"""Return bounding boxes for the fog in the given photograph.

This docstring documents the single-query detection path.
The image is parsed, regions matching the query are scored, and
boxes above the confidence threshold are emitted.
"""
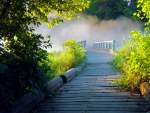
[34,14,143,52]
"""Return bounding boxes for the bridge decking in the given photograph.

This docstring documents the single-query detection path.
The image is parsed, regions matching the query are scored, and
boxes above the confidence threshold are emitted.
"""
[33,50,150,113]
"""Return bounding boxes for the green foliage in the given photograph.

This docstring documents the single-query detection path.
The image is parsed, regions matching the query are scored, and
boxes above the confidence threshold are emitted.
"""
[84,0,137,20]
[111,30,150,90]
[0,0,90,109]
[123,0,138,19]
[0,0,90,38]
[0,33,52,109]
[62,39,87,66]
[46,39,87,79]
[111,0,150,91]
[135,0,150,25]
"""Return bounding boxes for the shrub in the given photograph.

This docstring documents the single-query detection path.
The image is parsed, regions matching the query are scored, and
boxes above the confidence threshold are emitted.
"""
[0,34,51,109]
[111,30,150,90]
[45,39,87,79]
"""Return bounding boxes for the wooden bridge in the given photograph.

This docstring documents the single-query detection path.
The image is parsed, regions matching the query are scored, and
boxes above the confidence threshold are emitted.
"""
[31,48,150,113]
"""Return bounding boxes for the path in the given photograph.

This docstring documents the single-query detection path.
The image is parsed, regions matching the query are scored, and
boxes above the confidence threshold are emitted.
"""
[34,49,150,113]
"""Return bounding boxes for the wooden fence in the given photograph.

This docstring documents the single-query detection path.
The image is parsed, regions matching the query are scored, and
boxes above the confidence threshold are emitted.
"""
[93,40,115,54]
[78,40,86,48]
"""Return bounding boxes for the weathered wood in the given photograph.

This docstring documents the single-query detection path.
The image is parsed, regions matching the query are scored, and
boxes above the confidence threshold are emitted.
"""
[12,92,42,113]
[86,112,146,113]
[37,107,86,111]
[34,111,147,113]
[39,101,149,106]
[46,76,63,92]
[32,50,150,113]
[36,111,83,113]
[60,68,77,83]
[86,107,149,112]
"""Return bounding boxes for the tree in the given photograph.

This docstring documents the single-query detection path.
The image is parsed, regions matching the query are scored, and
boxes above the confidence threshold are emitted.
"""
[123,0,138,19]
[0,0,90,60]
[0,0,90,40]
[0,0,90,109]
[84,0,137,20]
[135,0,150,26]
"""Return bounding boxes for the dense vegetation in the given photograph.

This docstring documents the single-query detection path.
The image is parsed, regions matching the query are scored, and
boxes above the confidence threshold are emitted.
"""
[0,0,90,109]
[84,0,138,20]
[41,39,87,80]
[111,0,150,91]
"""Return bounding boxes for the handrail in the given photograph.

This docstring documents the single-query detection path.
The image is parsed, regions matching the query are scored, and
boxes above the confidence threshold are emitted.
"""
[78,40,86,48]
[93,40,115,54]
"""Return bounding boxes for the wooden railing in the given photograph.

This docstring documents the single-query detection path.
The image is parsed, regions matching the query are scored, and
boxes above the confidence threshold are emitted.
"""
[93,40,115,54]
[78,40,86,48]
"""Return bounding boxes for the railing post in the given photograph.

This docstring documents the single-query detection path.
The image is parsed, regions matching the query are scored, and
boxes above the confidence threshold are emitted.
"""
[93,40,115,54]
[78,40,86,48]
[112,40,115,52]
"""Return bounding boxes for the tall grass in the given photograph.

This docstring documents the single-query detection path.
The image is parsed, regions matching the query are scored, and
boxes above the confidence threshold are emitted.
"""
[111,30,150,90]
[42,39,87,80]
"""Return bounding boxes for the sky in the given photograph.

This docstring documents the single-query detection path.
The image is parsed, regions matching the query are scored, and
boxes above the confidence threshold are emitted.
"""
[34,14,143,52]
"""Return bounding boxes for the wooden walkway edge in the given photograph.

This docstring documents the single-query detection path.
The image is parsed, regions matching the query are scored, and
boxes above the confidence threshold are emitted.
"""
[32,50,150,113]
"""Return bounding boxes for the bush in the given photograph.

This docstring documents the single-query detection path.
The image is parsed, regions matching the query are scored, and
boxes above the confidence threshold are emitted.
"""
[0,34,51,109]
[111,30,150,90]
[45,39,87,79]
[0,38,86,109]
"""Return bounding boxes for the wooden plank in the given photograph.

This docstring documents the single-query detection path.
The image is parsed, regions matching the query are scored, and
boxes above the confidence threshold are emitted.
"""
[55,95,90,98]
[87,104,150,108]
[33,50,150,113]
[55,94,128,98]
[86,107,149,112]
[37,103,150,109]
[56,91,92,94]
[75,75,118,78]
[36,107,150,112]
[54,96,143,99]
[39,102,88,106]
[90,92,130,96]
[67,80,116,83]
[48,99,89,103]
[49,98,147,102]
[81,72,117,75]
[88,98,146,102]
[86,111,146,113]
[37,107,86,111]
[49,97,89,100]
[56,87,118,91]
[38,104,87,107]
[63,83,116,86]
[39,101,149,106]
[85,101,149,105]
[37,111,84,113]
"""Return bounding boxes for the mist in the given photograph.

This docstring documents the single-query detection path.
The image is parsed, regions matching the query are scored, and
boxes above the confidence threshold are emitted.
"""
[34,14,143,52]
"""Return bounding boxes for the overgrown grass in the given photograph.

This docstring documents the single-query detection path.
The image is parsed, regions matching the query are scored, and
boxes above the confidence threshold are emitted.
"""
[41,39,87,80]
[111,30,150,91]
